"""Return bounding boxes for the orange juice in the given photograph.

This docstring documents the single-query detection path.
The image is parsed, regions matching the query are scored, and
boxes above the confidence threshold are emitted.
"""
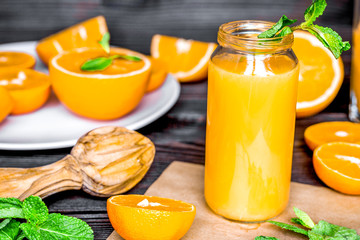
[205,21,299,222]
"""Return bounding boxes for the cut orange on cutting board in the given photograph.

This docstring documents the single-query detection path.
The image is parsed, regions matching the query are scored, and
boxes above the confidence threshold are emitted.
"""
[107,194,196,240]
[146,57,167,92]
[49,47,151,120]
[0,52,36,71]
[151,34,217,82]
[305,121,360,150]
[313,142,360,195]
[0,69,50,115]
[0,86,13,122]
[36,15,108,65]
[293,31,344,118]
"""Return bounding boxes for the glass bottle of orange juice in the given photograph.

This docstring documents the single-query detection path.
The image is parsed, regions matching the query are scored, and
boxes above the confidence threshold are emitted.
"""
[205,20,299,222]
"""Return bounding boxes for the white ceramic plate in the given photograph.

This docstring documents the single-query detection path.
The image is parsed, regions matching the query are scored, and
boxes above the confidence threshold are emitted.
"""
[0,41,180,150]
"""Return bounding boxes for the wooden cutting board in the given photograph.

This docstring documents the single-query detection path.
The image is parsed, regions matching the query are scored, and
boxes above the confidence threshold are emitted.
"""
[108,161,360,239]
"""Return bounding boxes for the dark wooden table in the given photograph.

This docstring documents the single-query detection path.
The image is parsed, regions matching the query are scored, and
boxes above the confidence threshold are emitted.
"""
[0,0,355,239]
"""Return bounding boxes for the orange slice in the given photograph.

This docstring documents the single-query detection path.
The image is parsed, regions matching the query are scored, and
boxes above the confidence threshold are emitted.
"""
[305,121,360,150]
[293,31,344,118]
[313,142,360,195]
[36,16,108,65]
[151,34,217,82]
[107,195,196,240]
[49,47,151,120]
[0,69,50,115]
[0,86,13,122]
[146,57,167,92]
[0,52,36,71]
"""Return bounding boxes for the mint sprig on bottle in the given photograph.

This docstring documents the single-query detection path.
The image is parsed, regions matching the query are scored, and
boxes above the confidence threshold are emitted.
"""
[258,0,350,59]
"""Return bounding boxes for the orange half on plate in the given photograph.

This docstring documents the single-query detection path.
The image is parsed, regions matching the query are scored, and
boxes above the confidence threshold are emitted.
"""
[151,34,217,82]
[0,69,50,115]
[49,47,151,120]
[0,52,36,71]
[36,16,108,65]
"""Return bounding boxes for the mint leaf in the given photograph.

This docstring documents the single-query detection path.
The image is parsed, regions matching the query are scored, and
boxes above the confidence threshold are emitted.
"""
[255,236,280,240]
[276,26,293,37]
[258,15,297,38]
[293,207,315,229]
[302,0,327,26]
[99,32,110,54]
[111,54,142,62]
[15,232,26,240]
[309,220,360,240]
[23,196,48,225]
[37,213,93,239]
[81,55,142,71]
[0,219,11,230]
[0,219,20,240]
[81,57,113,71]
[0,198,24,219]
[268,220,308,236]
[306,24,351,59]
[19,223,40,240]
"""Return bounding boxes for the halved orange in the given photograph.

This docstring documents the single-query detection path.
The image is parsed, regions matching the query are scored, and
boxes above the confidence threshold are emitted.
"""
[107,194,196,240]
[305,121,360,150]
[313,142,360,195]
[0,86,13,122]
[36,16,108,65]
[49,47,151,120]
[0,69,50,115]
[151,34,217,82]
[293,31,344,118]
[0,52,36,71]
[146,57,167,92]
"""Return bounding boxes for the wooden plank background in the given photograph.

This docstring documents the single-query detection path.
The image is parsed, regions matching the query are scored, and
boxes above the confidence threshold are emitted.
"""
[0,0,356,239]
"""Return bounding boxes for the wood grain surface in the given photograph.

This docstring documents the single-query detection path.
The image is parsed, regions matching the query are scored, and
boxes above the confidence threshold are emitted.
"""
[0,0,355,239]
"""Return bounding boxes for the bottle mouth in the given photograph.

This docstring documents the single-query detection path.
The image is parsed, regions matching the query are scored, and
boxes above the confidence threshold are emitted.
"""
[218,20,294,52]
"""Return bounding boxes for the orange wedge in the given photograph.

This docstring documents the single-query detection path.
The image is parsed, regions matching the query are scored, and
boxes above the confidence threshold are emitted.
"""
[313,142,360,195]
[146,57,167,92]
[0,69,50,115]
[151,34,217,82]
[36,16,108,65]
[292,31,344,118]
[107,195,196,240]
[0,52,36,71]
[305,121,360,150]
[0,86,13,122]
[49,47,151,120]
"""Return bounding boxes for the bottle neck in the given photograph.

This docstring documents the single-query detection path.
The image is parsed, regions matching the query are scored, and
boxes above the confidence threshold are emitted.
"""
[217,20,294,54]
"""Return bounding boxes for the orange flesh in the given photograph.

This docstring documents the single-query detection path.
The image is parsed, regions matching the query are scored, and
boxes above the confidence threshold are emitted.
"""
[146,57,167,92]
[293,37,336,102]
[0,87,13,122]
[205,43,299,221]
[0,52,36,70]
[317,144,360,179]
[56,48,145,75]
[36,16,108,64]
[305,122,360,150]
[110,195,194,212]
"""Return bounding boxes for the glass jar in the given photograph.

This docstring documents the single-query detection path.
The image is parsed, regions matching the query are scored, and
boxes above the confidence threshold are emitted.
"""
[350,0,360,121]
[204,20,299,222]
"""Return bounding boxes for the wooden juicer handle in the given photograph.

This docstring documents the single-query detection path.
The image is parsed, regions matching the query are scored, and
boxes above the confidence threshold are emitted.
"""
[0,126,155,200]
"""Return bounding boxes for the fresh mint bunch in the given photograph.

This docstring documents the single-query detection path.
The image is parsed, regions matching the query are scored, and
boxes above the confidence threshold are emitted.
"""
[81,32,142,71]
[258,0,350,59]
[0,196,94,240]
[255,207,360,240]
